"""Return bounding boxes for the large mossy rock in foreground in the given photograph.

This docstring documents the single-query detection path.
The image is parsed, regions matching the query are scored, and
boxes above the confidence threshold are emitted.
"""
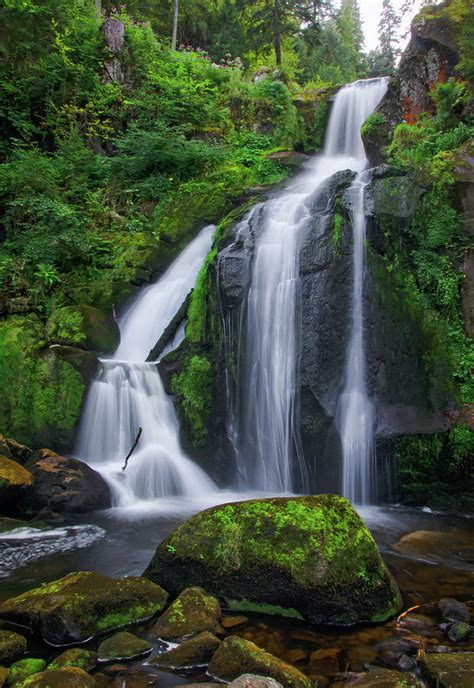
[145,496,402,625]
[0,572,168,645]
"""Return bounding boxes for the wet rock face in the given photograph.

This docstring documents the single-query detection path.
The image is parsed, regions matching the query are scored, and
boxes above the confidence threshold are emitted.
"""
[145,495,402,626]
[0,571,168,645]
[298,170,356,491]
[0,455,33,505]
[17,448,111,516]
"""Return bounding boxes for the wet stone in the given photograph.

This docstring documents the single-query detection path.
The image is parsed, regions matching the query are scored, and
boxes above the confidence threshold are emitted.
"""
[333,667,424,687]
[0,668,8,688]
[8,658,46,685]
[150,631,221,670]
[448,622,471,643]
[229,676,283,688]
[152,587,221,641]
[221,615,248,629]
[421,651,474,688]
[98,632,152,662]
[308,647,341,676]
[17,667,96,687]
[48,648,98,672]
[439,599,471,625]
[0,631,27,665]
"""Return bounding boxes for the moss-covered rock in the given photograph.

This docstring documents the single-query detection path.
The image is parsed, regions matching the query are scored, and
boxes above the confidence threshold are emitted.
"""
[97,632,152,662]
[0,317,86,452]
[7,658,46,686]
[17,449,111,515]
[0,632,26,665]
[0,518,30,534]
[0,572,168,645]
[0,456,33,506]
[150,631,221,670]
[0,668,8,688]
[366,176,425,220]
[145,496,401,626]
[334,668,424,687]
[420,652,474,688]
[47,305,120,355]
[48,649,98,673]
[17,667,95,688]
[151,587,221,641]
[207,636,311,688]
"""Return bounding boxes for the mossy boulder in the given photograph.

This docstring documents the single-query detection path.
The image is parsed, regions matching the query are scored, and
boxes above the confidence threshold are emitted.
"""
[420,652,474,688]
[151,587,221,641]
[334,668,424,687]
[0,632,26,665]
[17,449,111,515]
[0,457,33,505]
[207,636,311,688]
[366,175,425,220]
[0,668,8,688]
[48,649,98,672]
[17,667,95,688]
[47,305,120,355]
[7,658,46,686]
[0,572,168,645]
[144,496,402,626]
[97,632,152,662]
[150,631,221,670]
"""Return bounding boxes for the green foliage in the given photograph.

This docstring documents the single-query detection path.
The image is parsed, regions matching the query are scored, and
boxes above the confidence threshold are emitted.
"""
[332,211,344,256]
[172,354,213,446]
[360,112,385,139]
[46,308,86,346]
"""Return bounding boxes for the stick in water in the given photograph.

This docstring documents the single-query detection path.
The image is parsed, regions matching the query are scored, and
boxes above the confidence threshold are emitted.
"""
[122,427,143,471]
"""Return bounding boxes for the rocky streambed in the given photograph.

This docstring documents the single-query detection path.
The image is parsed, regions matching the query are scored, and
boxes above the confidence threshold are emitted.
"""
[0,495,473,688]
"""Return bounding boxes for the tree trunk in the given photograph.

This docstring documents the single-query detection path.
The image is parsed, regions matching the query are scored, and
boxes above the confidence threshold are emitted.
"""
[273,0,282,66]
[171,0,179,50]
[95,0,102,16]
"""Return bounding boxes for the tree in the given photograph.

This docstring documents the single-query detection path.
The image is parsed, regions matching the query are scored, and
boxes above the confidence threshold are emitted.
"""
[171,0,179,50]
[378,0,401,75]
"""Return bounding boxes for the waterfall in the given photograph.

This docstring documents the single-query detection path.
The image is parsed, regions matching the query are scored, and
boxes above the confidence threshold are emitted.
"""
[228,78,388,496]
[76,225,217,505]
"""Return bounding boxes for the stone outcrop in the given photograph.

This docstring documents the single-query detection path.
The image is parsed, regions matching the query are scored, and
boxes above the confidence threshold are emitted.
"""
[17,448,111,515]
[362,0,463,165]
[145,495,402,626]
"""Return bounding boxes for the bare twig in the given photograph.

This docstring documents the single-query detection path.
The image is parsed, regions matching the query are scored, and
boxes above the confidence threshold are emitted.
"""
[122,427,143,471]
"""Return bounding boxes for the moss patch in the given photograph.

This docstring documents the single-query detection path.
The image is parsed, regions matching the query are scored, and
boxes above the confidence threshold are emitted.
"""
[152,587,221,641]
[0,631,27,665]
[8,658,46,685]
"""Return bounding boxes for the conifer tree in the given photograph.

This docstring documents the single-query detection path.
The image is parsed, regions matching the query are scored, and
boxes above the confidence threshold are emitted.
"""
[378,0,401,75]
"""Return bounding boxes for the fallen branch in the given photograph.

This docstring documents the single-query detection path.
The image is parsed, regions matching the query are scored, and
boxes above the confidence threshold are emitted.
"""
[122,427,143,471]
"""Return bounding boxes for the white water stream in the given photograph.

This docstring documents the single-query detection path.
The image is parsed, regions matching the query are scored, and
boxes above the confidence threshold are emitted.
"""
[76,225,218,505]
[231,77,388,497]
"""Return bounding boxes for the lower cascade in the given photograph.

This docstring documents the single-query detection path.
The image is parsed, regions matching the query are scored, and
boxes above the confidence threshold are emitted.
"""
[76,225,217,504]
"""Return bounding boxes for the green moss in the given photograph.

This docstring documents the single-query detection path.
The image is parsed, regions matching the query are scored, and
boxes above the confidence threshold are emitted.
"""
[226,599,303,619]
[46,309,85,346]
[163,496,386,589]
[332,212,343,256]
[8,658,46,685]
[361,112,385,139]
[48,649,97,672]
[172,354,213,447]
[0,317,85,448]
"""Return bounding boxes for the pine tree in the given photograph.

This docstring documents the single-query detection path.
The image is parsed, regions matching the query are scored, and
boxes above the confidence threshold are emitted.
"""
[378,0,401,75]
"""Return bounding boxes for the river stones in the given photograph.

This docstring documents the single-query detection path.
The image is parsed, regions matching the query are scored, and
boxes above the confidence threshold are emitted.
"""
[448,622,471,643]
[439,598,471,625]
[332,667,424,687]
[48,649,98,672]
[207,636,311,688]
[17,449,111,515]
[150,631,221,669]
[151,587,221,641]
[420,652,474,688]
[0,668,8,688]
[229,676,283,688]
[17,667,96,687]
[0,631,27,665]
[0,572,168,645]
[145,495,402,625]
[7,658,46,685]
[98,632,152,662]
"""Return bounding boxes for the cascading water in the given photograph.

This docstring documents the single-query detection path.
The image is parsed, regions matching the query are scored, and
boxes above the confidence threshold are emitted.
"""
[228,78,388,496]
[76,225,217,505]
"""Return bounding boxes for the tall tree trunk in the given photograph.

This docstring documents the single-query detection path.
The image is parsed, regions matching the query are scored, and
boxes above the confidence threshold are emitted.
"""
[95,0,102,16]
[273,0,282,66]
[171,0,179,50]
